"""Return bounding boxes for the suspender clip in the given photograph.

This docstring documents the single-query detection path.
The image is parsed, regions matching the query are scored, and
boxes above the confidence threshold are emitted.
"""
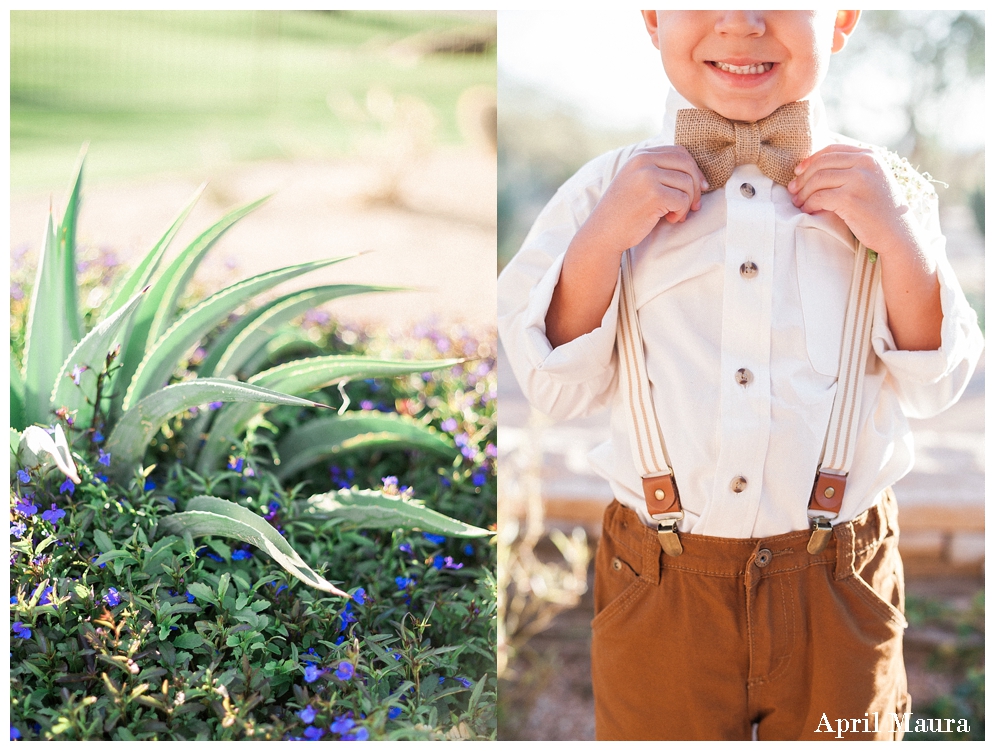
[657,518,684,557]
[807,515,834,554]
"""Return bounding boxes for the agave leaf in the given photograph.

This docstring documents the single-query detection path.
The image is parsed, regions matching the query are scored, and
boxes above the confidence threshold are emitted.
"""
[10,361,26,431]
[196,355,459,474]
[123,257,352,411]
[20,424,81,484]
[200,284,400,378]
[103,184,205,318]
[306,488,491,538]
[274,413,456,480]
[158,496,348,595]
[106,378,328,481]
[49,286,149,430]
[22,212,78,426]
[110,196,269,422]
[235,329,322,377]
[58,147,86,343]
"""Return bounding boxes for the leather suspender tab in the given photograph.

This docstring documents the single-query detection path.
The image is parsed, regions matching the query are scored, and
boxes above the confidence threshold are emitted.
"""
[808,470,846,515]
[643,474,682,517]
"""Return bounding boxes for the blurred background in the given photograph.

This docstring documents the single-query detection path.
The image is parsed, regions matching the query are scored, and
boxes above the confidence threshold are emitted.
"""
[497,10,984,741]
[11,10,497,328]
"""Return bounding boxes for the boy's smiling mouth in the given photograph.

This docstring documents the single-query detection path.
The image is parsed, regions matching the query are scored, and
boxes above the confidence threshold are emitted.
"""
[709,61,774,75]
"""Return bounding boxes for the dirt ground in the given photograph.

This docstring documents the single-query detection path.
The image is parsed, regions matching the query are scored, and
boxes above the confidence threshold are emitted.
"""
[10,144,496,331]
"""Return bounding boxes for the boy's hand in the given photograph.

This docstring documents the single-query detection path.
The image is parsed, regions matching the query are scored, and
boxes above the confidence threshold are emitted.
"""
[579,146,708,257]
[787,143,943,351]
[786,144,921,257]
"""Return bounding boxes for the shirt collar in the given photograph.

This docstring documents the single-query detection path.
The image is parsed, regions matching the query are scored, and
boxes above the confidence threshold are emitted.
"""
[661,86,832,151]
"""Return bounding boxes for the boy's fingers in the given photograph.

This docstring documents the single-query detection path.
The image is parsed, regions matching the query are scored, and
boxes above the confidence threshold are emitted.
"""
[791,168,850,207]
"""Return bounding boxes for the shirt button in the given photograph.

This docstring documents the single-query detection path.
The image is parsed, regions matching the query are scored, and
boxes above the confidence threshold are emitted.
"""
[730,476,748,493]
[735,368,753,386]
[755,549,772,568]
[740,182,756,198]
[740,261,758,278]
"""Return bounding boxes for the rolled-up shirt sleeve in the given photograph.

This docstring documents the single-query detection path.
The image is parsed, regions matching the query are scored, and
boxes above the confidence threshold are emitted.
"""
[871,195,985,419]
[497,161,622,421]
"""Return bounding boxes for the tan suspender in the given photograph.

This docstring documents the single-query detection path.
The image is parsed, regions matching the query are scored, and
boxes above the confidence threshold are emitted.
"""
[616,242,880,556]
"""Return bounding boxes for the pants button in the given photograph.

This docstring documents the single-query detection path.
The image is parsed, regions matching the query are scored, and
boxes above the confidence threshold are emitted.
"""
[611,557,623,571]
[755,549,772,568]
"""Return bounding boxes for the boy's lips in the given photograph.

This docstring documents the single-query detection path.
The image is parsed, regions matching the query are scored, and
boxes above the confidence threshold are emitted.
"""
[709,61,774,75]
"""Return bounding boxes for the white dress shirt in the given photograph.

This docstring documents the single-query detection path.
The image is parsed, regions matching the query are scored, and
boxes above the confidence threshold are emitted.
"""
[497,87,984,538]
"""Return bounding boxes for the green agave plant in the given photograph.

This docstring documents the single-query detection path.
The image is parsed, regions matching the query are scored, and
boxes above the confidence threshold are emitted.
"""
[10,150,489,596]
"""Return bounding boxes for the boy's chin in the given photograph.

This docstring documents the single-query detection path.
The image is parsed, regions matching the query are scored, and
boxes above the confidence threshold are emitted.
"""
[706,99,788,123]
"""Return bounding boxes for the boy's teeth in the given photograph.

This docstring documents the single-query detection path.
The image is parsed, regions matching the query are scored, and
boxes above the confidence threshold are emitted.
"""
[713,61,773,75]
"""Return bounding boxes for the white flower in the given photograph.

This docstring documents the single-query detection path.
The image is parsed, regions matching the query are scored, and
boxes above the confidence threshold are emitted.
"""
[19,424,82,484]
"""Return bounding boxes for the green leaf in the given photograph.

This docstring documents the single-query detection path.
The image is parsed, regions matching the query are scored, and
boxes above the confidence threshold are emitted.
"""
[9,428,22,459]
[57,147,85,344]
[106,378,329,481]
[48,286,148,429]
[305,488,491,538]
[185,581,217,605]
[110,196,268,422]
[274,413,456,480]
[22,212,77,425]
[93,529,115,554]
[159,496,348,596]
[123,257,352,411]
[102,184,205,318]
[199,284,400,378]
[143,535,182,575]
[10,361,25,431]
[196,356,458,474]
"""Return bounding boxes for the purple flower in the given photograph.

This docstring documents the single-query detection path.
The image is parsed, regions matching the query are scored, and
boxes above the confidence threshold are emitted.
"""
[472,470,487,487]
[441,418,458,433]
[103,588,122,607]
[330,716,355,734]
[440,476,451,487]
[463,543,474,556]
[12,622,31,639]
[434,556,463,571]
[70,364,87,386]
[10,595,17,605]
[10,725,21,740]
[208,401,224,411]
[360,400,374,411]
[98,449,111,467]
[41,504,66,524]
[59,479,75,496]
[388,707,402,720]
[91,556,106,569]
[342,728,369,741]
[231,549,252,561]
[92,431,104,443]
[454,433,469,448]
[303,663,323,683]
[303,726,325,740]
[395,576,413,590]
[227,456,244,472]
[398,542,412,555]
[34,586,54,607]
[15,499,38,517]
[460,445,477,460]
[353,588,366,606]
[16,469,30,483]
[335,635,345,645]
[144,479,156,491]
[340,609,357,629]
[381,476,398,492]
[10,522,27,539]
[334,661,355,681]
[485,443,497,458]
[297,705,317,724]
[94,473,108,483]
[456,677,473,688]
[422,532,445,545]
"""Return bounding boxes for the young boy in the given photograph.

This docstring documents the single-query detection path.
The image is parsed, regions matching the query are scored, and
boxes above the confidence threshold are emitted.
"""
[497,11,983,741]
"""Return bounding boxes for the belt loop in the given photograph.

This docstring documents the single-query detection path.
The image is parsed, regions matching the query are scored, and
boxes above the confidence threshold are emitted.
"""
[833,522,856,581]
[643,525,662,586]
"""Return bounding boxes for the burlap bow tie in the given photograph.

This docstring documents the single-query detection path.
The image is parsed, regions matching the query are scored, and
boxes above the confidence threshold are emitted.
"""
[674,101,812,191]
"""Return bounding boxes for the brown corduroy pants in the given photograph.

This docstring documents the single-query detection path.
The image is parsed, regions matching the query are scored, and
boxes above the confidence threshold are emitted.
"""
[591,491,910,740]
